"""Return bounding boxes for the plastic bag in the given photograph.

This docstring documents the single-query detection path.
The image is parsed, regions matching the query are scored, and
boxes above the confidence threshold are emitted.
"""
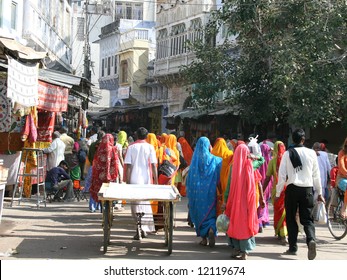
[248,135,261,157]
[216,213,230,233]
[312,201,327,224]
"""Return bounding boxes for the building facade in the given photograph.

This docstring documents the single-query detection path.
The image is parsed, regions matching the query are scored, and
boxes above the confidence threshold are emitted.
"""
[22,0,73,72]
[154,0,218,115]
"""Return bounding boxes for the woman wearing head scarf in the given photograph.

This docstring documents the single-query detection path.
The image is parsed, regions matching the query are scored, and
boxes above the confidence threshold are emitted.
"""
[224,143,259,260]
[258,143,273,232]
[211,138,233,216]
[186,137,222,247]
[157,134,180,185]
[178,136,194,166]
[262,141,288,243]
[89,134,119,204]
[117,130,129,157]
[146,132,161,225]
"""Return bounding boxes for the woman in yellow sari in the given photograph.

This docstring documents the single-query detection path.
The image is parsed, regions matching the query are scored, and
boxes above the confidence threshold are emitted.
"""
[211,138,233,216]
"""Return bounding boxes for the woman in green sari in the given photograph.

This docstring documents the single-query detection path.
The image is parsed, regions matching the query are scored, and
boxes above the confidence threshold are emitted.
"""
[262,141,288,244]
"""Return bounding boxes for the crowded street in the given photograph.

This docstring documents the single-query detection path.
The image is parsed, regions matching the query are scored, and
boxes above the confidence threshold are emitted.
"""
[0,195,346,260]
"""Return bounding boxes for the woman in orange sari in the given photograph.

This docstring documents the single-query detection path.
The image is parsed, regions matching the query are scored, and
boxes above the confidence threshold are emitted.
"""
[262,141,288,244]
[211,138,233,216]
[146,132,161,223]
[158,134,180,184]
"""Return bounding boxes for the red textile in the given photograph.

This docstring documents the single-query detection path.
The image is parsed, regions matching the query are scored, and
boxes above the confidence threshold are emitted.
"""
[37,111,55,142]
[178,137,193,165]
[89,134,119,202]
[225,144,259,239]
[37,80,69,112]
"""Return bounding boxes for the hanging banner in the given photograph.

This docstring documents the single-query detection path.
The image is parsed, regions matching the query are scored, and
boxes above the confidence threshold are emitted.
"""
[0,78,12,132]
[37,80,69,112]
[36,110,55,142]
[7,56,39,106]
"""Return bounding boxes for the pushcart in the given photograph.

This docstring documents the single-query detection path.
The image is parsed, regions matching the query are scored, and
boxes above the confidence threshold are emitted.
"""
[97,182,181,255]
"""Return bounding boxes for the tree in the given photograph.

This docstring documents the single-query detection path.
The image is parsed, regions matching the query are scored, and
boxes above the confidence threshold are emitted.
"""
[181,0,347,128]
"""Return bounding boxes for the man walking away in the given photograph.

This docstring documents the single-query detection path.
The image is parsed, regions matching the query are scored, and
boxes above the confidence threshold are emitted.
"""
[276,129,325,260]
[124,127,158,240]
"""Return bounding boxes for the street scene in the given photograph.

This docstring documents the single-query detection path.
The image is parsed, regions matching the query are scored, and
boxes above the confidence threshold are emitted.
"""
[0,3,347,280]
[0,195,346,260]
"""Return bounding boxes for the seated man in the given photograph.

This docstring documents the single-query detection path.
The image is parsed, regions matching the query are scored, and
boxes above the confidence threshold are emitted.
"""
[45,160,74,202]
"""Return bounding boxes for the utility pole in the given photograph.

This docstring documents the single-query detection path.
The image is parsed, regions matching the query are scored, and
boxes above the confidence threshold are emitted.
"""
[83,0,91,110]
[83,0,91,82]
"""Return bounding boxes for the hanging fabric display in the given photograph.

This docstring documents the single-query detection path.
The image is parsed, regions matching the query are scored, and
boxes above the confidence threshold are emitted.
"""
[37,80,69,112]
[7,56,38,107]
[0,78,12,132]
[36,110,55,142]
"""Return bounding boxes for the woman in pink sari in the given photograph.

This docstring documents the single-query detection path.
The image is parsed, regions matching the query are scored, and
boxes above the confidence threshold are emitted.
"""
[258,143,273,232]
[225,143,259,260]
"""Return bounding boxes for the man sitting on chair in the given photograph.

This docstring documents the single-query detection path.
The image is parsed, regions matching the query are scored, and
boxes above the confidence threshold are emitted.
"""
[45,160,74,202]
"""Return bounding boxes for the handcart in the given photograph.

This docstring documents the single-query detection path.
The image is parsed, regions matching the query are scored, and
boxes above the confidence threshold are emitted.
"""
[98,182,181,255]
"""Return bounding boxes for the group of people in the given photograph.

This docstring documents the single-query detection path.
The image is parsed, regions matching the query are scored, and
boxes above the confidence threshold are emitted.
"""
[43,126,86,202]
[42,123,347,260]
[185,129,332,260]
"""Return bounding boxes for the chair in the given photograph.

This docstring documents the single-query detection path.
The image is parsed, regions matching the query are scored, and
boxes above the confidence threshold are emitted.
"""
[73,180,88,202]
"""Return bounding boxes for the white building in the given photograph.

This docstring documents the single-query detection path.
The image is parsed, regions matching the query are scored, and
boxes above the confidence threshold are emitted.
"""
[20,0,73,72]
[0,0,25,43]
[154,0,218,114]
[95,1,157,108]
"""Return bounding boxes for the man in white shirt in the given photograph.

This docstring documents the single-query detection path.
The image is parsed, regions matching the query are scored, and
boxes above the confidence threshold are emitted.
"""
[124,127,158,240]
[87,126,99,147]
[276,129,325,260]
[312,142,332,201]
[43,131,66,171]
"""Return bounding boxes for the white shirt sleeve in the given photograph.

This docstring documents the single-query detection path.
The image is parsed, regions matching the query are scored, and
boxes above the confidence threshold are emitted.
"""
[276,151,288,197]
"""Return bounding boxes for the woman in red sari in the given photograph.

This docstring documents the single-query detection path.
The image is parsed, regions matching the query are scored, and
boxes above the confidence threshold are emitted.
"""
[262,141,288,244]
[225,143,259,260]
[89,134,119,203]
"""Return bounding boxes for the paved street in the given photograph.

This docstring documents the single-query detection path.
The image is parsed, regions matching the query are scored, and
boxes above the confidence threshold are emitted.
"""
[0,195,346,260]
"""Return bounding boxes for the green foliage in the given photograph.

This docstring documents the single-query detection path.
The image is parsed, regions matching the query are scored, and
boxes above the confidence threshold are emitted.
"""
[180,0,347,128]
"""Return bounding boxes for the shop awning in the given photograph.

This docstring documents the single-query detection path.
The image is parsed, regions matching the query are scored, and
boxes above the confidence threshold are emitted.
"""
[0,37,47,60]
[208,107,236,116]
[87,105,140,119]
[39,68,93,99]
[163,108,208,119]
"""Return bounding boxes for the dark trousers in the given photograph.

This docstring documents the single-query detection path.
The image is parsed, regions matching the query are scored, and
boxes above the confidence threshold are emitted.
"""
[285,184,316,252]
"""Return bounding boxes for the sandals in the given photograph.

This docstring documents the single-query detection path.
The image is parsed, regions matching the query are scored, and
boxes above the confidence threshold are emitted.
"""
[199,238,208,246]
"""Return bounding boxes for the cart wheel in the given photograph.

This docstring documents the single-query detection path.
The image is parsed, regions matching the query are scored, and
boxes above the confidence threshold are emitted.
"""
[164,202,174,255]
[103,201,111,253]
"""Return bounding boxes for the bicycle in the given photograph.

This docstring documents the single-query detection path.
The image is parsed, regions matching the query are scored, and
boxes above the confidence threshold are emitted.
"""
[326,187,347,240]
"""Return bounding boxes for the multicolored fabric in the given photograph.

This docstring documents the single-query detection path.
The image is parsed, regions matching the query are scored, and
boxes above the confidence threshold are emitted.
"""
[266,141,287,237]
[186,137,222,237]
[90,134,119,202]
[225,144,259,240]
